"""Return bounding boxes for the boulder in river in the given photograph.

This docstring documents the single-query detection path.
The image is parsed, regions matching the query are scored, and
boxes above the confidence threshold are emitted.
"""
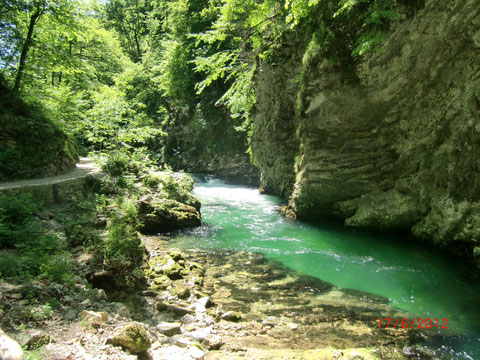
[137,195,201,234]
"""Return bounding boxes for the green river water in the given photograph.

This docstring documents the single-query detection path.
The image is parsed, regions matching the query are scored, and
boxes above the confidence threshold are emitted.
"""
[171,178,480,359]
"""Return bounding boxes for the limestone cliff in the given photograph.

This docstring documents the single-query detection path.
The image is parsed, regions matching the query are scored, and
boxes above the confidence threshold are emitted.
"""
[251,0,480,263]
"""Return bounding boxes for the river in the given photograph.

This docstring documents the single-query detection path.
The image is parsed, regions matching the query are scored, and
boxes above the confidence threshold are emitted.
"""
[170,177,480,359]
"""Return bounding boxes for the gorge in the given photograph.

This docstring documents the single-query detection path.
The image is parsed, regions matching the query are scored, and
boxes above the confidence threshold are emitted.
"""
[1,0,479,359]
[251,0,480,267]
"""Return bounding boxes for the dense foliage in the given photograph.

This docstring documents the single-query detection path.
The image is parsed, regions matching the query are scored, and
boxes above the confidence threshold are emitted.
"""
[0,0,408,279]
[0,191,74,283]
[0,0,406,178]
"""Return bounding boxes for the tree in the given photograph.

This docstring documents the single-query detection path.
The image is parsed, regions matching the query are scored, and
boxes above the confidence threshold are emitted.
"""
[0,0,81,93]
[13,1,45,92]
[104,0,150,62]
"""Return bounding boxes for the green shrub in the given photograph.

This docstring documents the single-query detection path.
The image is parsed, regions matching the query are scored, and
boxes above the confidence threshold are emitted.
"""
[38,252,73,283]
[104,217,144,265]
[0,192,42,248]
[102,151,130,178]
[0,191,73,284]
[0,255,24,278]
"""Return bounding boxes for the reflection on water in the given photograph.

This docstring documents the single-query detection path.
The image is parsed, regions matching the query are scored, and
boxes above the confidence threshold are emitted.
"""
[171,178,480,359]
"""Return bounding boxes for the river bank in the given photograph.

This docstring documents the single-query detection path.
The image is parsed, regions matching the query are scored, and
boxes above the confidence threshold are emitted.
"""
[1,168,477,360]
[1,233,436,360]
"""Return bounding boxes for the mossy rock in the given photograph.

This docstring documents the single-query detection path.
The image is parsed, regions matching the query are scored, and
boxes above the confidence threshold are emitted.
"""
[171,283,191,299]
[107,323,151,353]
[149,255,187,280]
[221,311,242,322]
[167,249,185,261]
[143,172,201,210]
[187,261,204,273]
[137,195,201,234]
[151,275,172,290]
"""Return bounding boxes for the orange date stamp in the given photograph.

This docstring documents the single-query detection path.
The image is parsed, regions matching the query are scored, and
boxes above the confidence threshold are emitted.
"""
[377,318,449,329]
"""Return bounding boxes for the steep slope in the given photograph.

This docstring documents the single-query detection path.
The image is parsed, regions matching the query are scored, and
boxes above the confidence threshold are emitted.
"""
[0,81,77,181]
[251,0,480,263]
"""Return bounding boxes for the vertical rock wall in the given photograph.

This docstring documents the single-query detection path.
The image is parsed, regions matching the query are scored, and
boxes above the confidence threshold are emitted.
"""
[251,34,305,197]
[251,0,480,261]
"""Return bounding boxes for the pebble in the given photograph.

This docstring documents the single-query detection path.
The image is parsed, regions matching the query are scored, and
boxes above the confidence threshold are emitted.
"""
[171,335,198,348]
[156,322,182,336]
[18,300,30,307]
[80,299,91,307]
[187,327,211,342]
[262,316,277,327]
[221,311,241,322]
[203,335,224,350]
[287,322,299,330]
[347,351,364,360]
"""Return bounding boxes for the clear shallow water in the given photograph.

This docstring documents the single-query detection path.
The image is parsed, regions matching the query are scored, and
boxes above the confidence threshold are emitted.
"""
[171,178,480,359]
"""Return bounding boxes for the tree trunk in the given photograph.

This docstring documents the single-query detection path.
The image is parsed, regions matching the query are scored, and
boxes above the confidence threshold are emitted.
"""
[13,6,44,93]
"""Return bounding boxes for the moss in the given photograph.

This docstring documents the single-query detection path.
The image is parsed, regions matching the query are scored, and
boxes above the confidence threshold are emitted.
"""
[171,284,191,299]
[107,323,151,353]
[187,261,204,272]
[167,249,185,261]
[149,255,187,280]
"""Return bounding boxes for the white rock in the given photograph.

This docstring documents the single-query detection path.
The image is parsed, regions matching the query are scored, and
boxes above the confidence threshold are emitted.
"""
[186,345,205,360]
[80,298,92,307]
[347,351,364,360]
[287,322,299,330]
[0,329,23,360]
[80,310,108,323]
[96,289,107,300]
[156,322,181,336]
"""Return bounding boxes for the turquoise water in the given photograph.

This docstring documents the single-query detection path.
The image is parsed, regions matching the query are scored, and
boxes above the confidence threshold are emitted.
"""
[171,178,480,359]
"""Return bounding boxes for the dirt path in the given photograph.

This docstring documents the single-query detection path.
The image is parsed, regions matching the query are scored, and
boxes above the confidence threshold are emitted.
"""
[0,157,101,191]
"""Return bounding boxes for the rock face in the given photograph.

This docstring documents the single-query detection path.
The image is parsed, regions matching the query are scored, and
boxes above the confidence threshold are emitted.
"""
[251,32,304,197]
[251,0,480,263]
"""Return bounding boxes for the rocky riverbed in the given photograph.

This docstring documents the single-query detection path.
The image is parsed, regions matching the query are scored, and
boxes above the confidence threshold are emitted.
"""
[1,231,452,360]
